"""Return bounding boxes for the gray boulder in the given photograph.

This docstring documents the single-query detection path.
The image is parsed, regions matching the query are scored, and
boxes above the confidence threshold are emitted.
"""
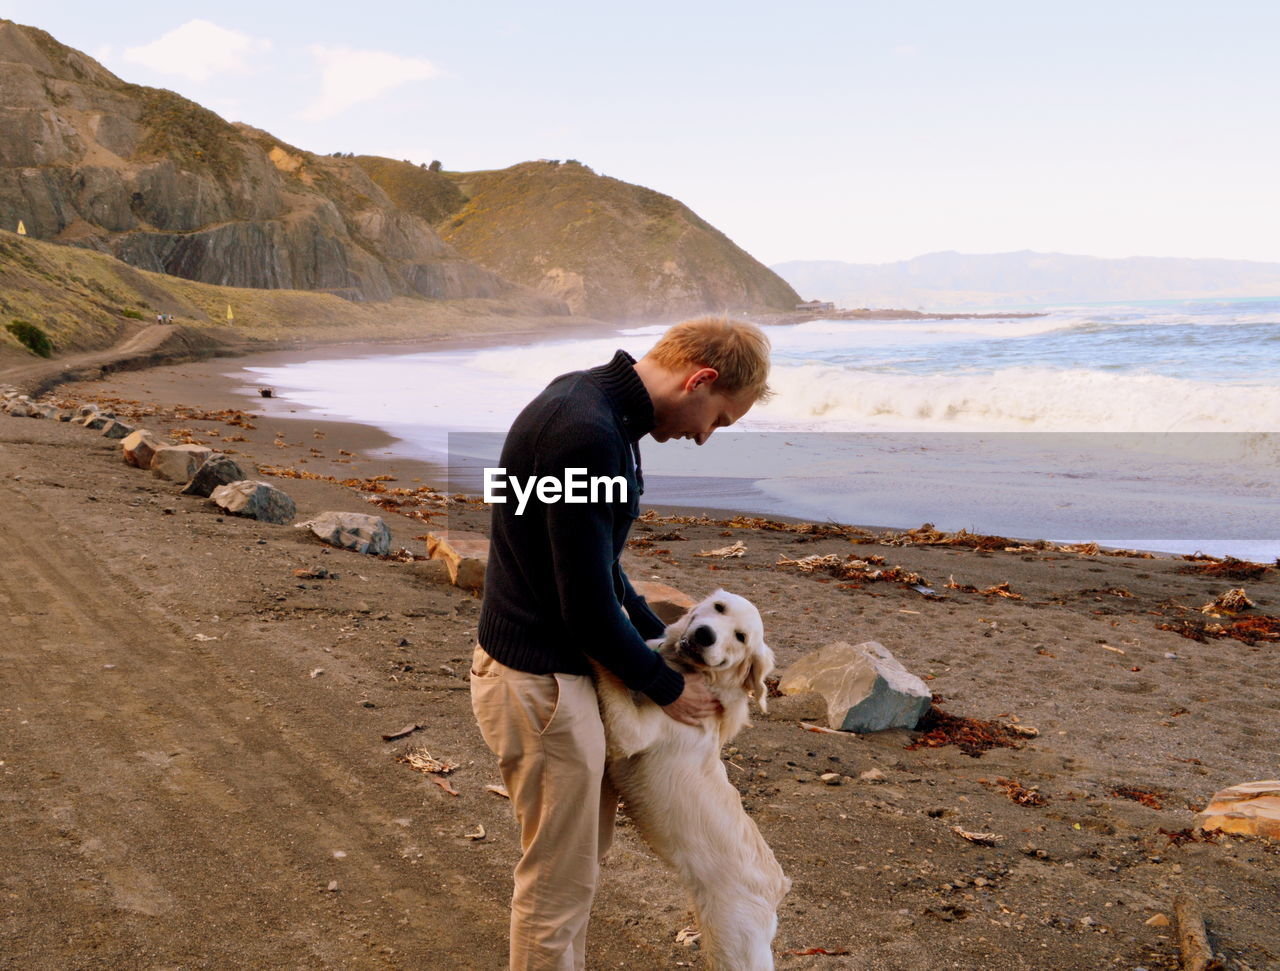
[5,399,36,417]
[210,480,296,525]
[82,413,113,430]
[181,454,249,497]
[151,445,213,482]
[101,419,134,439]
[779,641,932,733]
[298,511,392,556]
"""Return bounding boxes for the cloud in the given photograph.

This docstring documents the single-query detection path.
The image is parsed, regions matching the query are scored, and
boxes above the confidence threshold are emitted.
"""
[122,20,271,82]
[300,45,441,121]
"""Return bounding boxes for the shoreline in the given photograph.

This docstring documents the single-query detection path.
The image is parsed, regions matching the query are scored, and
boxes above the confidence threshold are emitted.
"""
[57,342,1279,563]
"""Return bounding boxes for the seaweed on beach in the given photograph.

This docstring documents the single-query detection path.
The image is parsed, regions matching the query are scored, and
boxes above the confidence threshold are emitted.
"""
[776,552,924,587]
[1159,827,1222,846]
[1109,785,1165,810]
[882,523,1023,551]
[982,776,1049,807]
[1177,556,1271,581]
[72,395,260,429]
[907,700,1028,758]
[1156,614,1280,645]
[636,510,864,539]
[259,465,459,522]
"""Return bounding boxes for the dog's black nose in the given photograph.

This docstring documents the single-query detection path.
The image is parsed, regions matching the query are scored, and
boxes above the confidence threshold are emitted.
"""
[690,624,716,648]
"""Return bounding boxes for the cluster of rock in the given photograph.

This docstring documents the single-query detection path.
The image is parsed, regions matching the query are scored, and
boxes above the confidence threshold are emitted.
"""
[3,389,80,420]
[3,389,391,557]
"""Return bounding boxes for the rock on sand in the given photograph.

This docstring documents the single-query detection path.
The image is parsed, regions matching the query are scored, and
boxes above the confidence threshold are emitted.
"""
[209,480,297,525]
[779,640,932,733]
[299,511,392,556]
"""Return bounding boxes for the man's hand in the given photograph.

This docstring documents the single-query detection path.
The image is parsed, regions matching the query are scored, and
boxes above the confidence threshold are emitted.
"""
[661,671,721,726]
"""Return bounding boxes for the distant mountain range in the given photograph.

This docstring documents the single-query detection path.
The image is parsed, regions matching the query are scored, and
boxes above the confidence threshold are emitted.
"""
[773,251,1280,310]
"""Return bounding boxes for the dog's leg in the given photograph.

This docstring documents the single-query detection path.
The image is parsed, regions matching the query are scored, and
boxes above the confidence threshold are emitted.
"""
[694,894,779,971]
[591,663,663,759]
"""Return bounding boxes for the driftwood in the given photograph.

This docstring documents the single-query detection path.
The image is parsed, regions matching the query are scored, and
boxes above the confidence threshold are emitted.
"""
[1174,894,1222,971]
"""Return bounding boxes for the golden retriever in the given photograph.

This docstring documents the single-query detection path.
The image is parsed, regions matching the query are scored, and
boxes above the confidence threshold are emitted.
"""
[594,590,790,970]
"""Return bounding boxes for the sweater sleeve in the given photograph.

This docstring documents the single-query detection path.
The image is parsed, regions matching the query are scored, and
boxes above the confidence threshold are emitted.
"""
[538,435,684,706]
[619,569,667,641]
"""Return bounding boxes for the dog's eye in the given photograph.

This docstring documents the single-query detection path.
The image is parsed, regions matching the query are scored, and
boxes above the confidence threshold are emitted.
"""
[714,602,725,613]
[735,631,746,642]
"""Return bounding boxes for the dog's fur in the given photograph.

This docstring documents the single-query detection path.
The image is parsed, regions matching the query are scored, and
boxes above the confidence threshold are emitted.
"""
[593,590,790,970]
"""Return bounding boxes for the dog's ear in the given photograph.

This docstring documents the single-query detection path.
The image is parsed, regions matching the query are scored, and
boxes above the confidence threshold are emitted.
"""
[746,641,776,713]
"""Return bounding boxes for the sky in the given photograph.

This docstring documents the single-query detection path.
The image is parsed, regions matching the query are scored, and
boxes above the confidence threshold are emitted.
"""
[5,1,1279,267]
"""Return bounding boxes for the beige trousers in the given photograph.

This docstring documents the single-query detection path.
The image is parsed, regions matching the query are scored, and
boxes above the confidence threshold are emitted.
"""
[470,645,618,971]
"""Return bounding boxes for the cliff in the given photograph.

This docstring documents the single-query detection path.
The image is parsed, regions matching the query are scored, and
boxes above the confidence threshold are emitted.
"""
[1,19,795,324]
[0,20,534,306]
[357,157,800,321]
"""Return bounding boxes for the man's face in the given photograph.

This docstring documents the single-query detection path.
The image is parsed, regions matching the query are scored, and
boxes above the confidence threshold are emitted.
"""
[652,378,754,446]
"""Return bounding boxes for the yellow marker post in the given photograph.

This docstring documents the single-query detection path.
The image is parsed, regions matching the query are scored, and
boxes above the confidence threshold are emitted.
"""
[226,304,234,321]
[16,220,26,235]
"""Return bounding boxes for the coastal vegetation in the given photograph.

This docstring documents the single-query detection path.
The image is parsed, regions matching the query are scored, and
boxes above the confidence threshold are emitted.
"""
[6,319,53,357]
[358,157,800,319]
[129,85,245,181]
[0,230,591,364]
[353,156,467,226]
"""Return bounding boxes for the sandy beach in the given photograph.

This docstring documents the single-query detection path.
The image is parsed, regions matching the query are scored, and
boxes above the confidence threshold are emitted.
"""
[2,343,1278,970]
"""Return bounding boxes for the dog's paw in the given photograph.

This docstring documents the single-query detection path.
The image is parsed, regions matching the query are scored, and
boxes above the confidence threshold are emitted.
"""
[674,926,701,949]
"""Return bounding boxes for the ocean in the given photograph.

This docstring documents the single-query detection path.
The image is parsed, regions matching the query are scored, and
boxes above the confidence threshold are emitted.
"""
[237,298,1280,561]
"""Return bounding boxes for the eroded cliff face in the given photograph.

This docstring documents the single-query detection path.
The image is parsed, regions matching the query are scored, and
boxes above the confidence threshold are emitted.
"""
[359,157,802,321]
[0,21,530,305]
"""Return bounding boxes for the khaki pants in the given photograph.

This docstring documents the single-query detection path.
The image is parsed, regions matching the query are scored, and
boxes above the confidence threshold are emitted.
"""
[470,645,618,971]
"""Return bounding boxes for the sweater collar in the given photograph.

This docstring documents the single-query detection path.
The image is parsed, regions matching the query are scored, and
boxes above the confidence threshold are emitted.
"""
[588,349,655,441]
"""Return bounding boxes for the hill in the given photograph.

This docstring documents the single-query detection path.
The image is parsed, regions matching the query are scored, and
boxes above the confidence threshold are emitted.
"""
[0,20,551,306]
[0,19,794,325]
[357,157,800,320]
[774,251,1280,310]
[0,229,590,371]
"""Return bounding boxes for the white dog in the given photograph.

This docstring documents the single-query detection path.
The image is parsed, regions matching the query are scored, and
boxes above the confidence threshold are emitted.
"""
[594,590,790,970]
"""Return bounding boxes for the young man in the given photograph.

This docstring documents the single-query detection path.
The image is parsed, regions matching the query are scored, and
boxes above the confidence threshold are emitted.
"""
[471,316,772,970]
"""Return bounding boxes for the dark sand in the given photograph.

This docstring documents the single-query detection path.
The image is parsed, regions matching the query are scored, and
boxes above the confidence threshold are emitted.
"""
[1,351,1277,970]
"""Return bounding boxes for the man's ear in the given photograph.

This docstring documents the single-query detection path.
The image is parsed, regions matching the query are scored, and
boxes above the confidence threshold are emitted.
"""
[682,367,719,393]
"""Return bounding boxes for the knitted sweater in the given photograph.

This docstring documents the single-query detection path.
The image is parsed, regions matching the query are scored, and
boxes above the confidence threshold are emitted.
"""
[476,350,685,706]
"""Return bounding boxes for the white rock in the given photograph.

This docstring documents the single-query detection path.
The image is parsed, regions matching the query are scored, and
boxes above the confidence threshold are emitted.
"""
[779,641,931,733]
[151,444,213,482]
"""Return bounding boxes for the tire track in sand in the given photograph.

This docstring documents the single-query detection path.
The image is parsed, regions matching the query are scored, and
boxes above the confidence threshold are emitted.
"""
[0,469,502,969]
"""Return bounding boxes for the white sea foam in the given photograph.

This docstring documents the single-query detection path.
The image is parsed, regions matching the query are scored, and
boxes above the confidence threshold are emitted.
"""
[751,364,1280,433]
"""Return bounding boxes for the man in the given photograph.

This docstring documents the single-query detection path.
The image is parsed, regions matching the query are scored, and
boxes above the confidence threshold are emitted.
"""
[471,316,772,969]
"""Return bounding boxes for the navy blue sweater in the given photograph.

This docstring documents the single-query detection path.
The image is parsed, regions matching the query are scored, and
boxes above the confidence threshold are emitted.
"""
[476,350,684,706]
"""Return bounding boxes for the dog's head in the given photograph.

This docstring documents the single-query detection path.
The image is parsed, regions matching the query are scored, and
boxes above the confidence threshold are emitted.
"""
[661,589,774,713]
